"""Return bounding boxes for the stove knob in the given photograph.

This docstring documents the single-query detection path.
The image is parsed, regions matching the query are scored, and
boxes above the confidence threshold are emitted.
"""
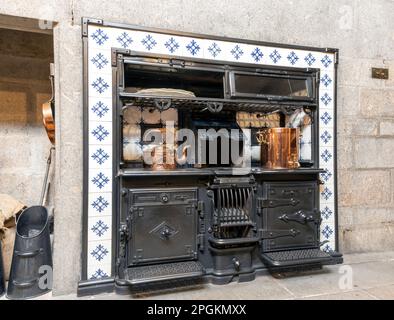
[161,193,169,203]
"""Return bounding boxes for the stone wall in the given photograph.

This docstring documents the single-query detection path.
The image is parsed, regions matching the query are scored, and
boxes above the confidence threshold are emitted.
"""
[0,28,53,206]
[0,0,393,295]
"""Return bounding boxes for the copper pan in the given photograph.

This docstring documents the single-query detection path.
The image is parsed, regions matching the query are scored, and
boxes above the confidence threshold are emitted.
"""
[257,128,300,169]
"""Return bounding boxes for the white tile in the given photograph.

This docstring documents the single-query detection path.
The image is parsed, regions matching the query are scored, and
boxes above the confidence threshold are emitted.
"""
[112,29,135,50]
[319,146,334,169]
[88,192,112,217]
[320,222,336,243]
[319,89,334,109]
[320,203,335,223]
[320,71,334,92]
[89,168,112,193]
[319,108,334,129]
[321,240,337,253]
[180,36,204,59]
[320,166,334,185]
[202,39,228,61]
[88,48,112,75]
[88,216,112,241]
[161,34,183,56]
[87,263,112,280]
[320,183,335,203]
[87,239,112,266]
[89,121,112,145]
[319,126,334,147]
[89,97,113,122]
[319,53,335,70]
[89,144,112,169]
[89,72,112,98]
[88,26,112,49]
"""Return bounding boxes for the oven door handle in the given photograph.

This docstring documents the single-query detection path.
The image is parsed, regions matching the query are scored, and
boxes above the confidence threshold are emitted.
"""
[278,209,319,225]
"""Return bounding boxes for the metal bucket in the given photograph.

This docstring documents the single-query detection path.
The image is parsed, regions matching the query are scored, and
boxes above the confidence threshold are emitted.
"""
[257,128,300,169]
[7,206,52,299]
[0,243,5,297]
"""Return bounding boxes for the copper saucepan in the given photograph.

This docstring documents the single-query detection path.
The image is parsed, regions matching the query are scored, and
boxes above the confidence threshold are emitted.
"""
[256,128,300,169]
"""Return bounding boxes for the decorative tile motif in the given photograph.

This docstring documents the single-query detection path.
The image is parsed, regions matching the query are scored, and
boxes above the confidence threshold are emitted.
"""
[165,37,180,54]
[91,53,109,70]
[269,49,281,63]
[91,29,109,46]
[320,93,332,106]
[208,42,221,58]
[186,39,201,56]
[321,74,332,87]
[322,243,334,253]
[91,124,109,142]
[320,130,332,144]
[251,47,263,62]
[91,101,110,119]
[321,55,333,68]
[141,34,157,50]
[321,206,333,220]
[287,51,299,65]
[320,169,333,183]
[321,149,332,163]
[320,111,332,126]
[91,195,109,213]
[231,45,244,60]
[321,225,334,239]
[91,77,110,94]
[91,220,110,237]
[304,53,316,66]
[321,187,333,201]
[90,268,109,280]
[91,148,110,165]
[90,244,109,262]
[117,32,133,48]
[91,172,110,190]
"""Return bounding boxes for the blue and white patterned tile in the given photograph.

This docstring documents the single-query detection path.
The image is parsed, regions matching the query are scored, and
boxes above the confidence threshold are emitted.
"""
[319,53,335,71]
[320,71,334,92]
[320,167,334,185]
[89,169,112,193]
[89,97,112,122]
[88,216,112,242]
[88,239,112,266]
[87,263,111,280]
[89,26,112,49]
[319,146,334,169]
[321,240,336,253]
[89,121,112,145]
[89,48,111,75]
[202,40,227,61]
[320,222,335,243]
[89,72,112,98]
[89,145,112,169]
[319,90,334,109]
[181,36,204,59]
[301,51,320,68]
[88,192,112,217]
[320,183,335,204]
[113,29,135,50]
[320,203,335,224]
[319,126,334,147]
[319,108,334,129]
[162,35,183,56]
[266,47,285,66]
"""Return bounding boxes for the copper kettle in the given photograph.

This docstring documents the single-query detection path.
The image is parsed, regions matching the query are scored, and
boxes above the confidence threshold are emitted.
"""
[256,128,300,169]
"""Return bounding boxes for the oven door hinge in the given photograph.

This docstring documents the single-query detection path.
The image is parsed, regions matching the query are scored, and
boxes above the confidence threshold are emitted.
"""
[119,221,129,258]
[259,228,300,239]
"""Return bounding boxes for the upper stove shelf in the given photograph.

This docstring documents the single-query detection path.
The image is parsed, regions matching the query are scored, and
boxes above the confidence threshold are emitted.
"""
[119,92,316,114]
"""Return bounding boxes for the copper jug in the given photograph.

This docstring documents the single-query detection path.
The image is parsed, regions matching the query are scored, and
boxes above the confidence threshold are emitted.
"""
[256,128,300,169]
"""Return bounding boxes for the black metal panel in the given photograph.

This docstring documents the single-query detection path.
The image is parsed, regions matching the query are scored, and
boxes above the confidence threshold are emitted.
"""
[127,188,198,265]
[261,181,319,252]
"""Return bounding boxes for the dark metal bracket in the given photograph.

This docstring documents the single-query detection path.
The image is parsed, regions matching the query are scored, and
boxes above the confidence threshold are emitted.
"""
[82,17,103,37]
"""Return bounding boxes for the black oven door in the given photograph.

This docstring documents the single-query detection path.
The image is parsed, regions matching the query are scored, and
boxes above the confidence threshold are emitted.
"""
[127,188,198,265]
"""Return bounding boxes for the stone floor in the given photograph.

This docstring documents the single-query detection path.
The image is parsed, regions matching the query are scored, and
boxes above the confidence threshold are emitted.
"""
[2,251,394,300]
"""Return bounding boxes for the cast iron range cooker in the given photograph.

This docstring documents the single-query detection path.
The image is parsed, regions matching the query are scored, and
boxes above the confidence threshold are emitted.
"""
[110,50,342,292]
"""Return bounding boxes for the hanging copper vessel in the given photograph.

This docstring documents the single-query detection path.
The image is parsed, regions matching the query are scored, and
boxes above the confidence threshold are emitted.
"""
[256,128,300,169]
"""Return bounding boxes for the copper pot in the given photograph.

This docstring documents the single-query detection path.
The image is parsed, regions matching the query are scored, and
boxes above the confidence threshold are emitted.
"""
[256,128,300,169]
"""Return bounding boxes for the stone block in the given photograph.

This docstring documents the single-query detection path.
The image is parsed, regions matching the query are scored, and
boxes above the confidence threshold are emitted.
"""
[338,169,391,206]
[360,88,394,117]
[380,121,394,136]
[338,117,378,136]
[337,86,360,117]
[354,137,394,168]
[336,137,353,169]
